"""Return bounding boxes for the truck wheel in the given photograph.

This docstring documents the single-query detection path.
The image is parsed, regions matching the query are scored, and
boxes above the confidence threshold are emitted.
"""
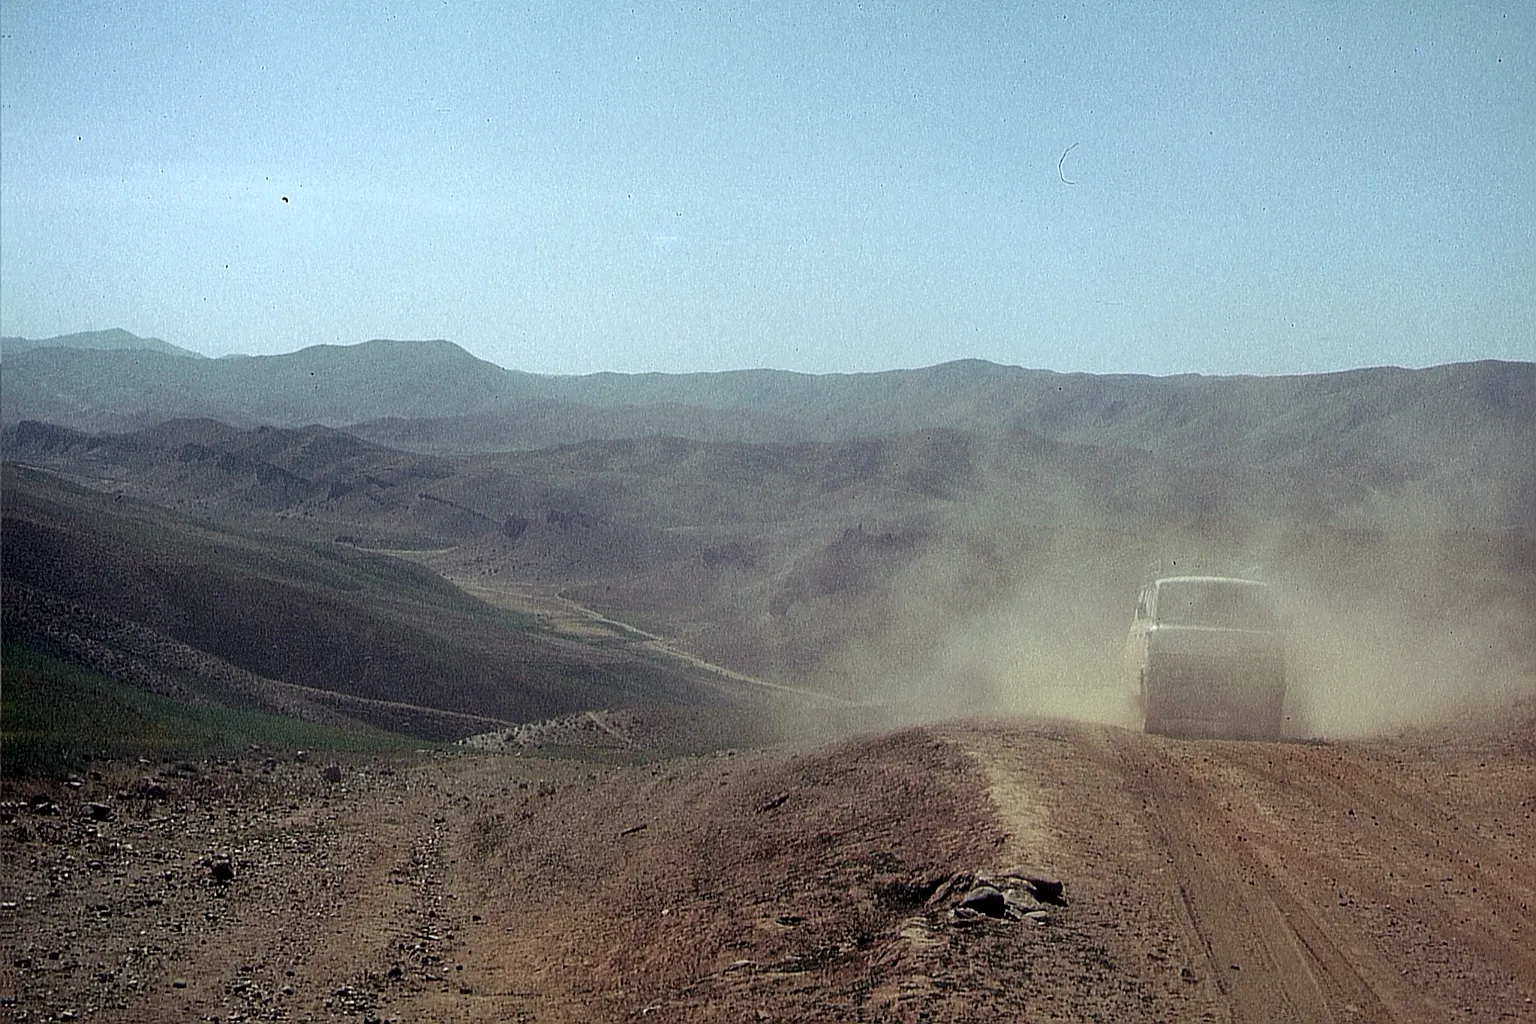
[1138,673,1160,734]
[1142,681,1170,736]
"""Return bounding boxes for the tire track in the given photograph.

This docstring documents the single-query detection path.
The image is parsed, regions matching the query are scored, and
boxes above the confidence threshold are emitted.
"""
[1099,730,1412,1023]
[1192,740,1536,1015]
[1226,741,1536,936]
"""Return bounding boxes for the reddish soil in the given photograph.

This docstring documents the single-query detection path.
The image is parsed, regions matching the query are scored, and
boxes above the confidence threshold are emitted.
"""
[3,720,1533,1023]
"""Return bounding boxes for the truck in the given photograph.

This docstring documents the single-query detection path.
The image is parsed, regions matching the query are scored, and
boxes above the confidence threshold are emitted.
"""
[1125,576,1286,740]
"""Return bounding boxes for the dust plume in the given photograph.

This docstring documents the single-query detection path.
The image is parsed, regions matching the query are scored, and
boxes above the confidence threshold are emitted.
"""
[807,528,1141,729]
[1275,526,1536,738]
[805,512,1535,741]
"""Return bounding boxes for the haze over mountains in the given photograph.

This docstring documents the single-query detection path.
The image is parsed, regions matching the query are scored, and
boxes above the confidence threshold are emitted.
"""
[4,331,1532,497]
[3,329,1533,746]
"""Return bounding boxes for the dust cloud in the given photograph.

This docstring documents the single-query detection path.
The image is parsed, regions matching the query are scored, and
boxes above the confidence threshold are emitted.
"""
[1276,528,1535,738]
[807,514,1535,741]
[808,530,1142,729]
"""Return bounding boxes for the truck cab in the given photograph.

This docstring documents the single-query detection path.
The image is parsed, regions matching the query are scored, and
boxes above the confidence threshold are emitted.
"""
[1125,576,1286,739]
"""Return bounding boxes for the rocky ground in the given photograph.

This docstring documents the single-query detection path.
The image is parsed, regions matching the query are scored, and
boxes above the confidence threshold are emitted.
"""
[3,716,1533,1023]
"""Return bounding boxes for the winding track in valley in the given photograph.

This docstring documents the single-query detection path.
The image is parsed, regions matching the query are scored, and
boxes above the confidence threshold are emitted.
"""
[450,574,855,708]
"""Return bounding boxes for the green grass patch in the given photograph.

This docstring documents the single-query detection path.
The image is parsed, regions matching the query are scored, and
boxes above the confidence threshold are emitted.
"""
[1,644,415,777]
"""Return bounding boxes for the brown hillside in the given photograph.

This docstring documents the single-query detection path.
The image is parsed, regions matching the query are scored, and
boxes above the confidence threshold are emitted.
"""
[7,416,1532,738]
[0,467,788,736]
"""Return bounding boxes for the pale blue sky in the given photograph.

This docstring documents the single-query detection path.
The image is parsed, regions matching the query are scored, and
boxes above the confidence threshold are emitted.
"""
[2,2,1532,375]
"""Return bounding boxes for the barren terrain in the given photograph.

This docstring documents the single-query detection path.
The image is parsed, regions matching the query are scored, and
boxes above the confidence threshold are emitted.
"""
[4,341,1534,1021]
[5,716,1532,1023]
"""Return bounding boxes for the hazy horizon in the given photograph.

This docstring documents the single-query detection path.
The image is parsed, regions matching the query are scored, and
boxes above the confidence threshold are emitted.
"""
[10,326,1535,379]
[3,4,1532,377]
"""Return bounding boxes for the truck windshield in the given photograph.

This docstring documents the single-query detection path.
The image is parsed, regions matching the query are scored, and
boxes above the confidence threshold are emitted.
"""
[1156,580,1277,630]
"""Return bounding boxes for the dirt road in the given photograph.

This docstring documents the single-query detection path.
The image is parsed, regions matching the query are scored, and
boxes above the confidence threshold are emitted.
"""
[955,720,1536,1023]
[4,718,1532,1022]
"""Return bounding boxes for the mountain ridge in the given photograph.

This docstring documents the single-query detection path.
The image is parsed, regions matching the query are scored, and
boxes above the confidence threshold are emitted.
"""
[3,334,1530,476]
[1,328,203,360]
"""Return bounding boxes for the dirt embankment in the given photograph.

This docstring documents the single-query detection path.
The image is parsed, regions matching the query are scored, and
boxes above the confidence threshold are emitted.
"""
[3,720,1533,1023]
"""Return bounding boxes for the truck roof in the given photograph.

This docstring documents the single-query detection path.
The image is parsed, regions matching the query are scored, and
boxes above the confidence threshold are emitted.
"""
[1155,575,1269,588]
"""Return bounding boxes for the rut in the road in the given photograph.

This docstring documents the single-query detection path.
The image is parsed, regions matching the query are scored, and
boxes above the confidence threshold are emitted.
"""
[955,721,1536,1024]
[1101,732,1403,1024]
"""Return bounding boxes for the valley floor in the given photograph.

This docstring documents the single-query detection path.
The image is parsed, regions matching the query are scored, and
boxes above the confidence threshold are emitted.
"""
[3,719,1533,1023]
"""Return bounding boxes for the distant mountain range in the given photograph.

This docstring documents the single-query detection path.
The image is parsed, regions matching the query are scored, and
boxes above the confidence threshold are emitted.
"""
[1,328,203,360]
[3,331,1531,528]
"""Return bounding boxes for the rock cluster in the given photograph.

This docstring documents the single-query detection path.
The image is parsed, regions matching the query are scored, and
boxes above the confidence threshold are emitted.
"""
[947,870,1067,926]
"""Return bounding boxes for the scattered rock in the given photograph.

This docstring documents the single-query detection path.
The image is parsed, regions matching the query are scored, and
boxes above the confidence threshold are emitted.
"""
[81,802,114,822]
[926,871,975,907]
[957,885,1008,919]
[1023,875,1067,906]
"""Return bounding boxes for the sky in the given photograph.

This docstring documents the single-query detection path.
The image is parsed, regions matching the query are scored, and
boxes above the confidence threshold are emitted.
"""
[1,2,1532,376]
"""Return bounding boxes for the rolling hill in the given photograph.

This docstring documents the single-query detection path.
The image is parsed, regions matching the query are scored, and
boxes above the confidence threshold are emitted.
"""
[0,337,534,431]
[3,334,1533,749]
[0,465,787,741]
[8,415,1532,732]
[0,328,203,360]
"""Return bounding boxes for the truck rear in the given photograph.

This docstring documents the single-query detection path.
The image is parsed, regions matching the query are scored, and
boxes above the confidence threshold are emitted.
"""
[1125,576,1286,740]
